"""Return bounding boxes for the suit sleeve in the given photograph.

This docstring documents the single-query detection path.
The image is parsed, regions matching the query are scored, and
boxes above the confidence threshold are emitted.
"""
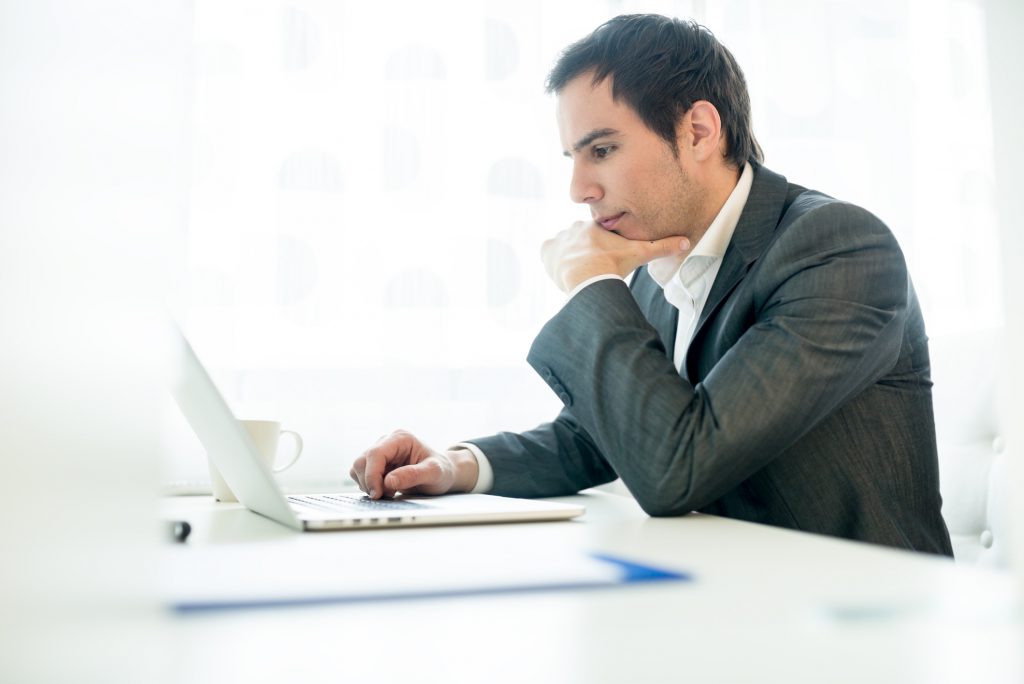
[464,407,619,498]
[522,202,911,515]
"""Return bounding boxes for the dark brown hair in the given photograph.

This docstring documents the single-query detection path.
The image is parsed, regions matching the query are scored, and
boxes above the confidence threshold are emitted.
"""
[546,14,763,168]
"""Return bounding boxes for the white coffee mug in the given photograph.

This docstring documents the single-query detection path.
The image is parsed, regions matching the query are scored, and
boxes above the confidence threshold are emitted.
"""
[209,419,303,502]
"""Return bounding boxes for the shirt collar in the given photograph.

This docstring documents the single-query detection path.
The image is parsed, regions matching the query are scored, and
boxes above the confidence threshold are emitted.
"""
[647,162,754,288]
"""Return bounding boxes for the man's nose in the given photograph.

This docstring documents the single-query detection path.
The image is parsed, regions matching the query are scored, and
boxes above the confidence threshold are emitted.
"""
[569,164,602,205]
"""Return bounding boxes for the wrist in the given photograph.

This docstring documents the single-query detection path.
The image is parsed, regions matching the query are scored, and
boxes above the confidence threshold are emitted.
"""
[446,448,480,493]
[563,260,618,292]
[568,273,625,299]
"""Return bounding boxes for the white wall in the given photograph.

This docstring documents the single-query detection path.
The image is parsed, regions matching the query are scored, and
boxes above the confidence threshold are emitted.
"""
[0,2,193,681]
[985,0,1024,597]
[168,1,1007,492]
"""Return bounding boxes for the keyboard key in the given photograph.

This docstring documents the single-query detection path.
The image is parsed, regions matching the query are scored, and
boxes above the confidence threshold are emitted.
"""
[287,493,428,514]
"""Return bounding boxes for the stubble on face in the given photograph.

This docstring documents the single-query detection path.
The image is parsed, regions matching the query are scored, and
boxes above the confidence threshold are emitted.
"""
[558,73,711,245]
[628,144,710,243]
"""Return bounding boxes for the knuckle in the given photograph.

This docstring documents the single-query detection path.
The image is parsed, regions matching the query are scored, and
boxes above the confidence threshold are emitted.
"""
[423,459,446,481]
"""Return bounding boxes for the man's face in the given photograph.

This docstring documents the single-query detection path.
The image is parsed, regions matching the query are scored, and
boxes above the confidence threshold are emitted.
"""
[556,74,707,242]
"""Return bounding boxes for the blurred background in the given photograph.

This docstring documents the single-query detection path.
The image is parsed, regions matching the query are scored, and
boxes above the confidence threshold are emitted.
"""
[165,0,1004,490]
[1,1,1020,681]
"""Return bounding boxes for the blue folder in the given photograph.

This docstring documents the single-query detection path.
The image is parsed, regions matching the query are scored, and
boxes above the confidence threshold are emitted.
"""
[168,552,691,614]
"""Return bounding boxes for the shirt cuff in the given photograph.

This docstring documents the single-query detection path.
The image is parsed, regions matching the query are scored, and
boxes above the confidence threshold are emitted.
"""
[567,273,625,300]
[452,442,493,494]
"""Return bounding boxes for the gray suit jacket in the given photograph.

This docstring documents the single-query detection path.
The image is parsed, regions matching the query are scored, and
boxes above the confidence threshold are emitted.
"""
[469,165,953,556]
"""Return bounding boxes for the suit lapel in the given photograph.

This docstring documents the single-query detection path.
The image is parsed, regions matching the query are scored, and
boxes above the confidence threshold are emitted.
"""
[631,268,678,362]
[684,166,791,379]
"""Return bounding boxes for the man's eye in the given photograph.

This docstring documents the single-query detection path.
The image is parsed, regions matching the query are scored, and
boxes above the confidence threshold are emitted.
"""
[592,145,614,159]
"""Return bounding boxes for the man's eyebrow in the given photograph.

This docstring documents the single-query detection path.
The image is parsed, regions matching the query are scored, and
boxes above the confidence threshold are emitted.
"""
[563,128,619,157]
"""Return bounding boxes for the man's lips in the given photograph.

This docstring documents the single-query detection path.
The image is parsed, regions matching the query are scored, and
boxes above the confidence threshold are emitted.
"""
[596,212,625,230]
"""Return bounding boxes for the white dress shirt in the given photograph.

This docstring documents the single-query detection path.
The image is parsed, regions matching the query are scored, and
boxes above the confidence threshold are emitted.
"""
[462,163,754,493]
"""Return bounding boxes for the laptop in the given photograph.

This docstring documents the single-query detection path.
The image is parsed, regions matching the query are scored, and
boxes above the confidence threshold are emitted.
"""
[169,329,585,531]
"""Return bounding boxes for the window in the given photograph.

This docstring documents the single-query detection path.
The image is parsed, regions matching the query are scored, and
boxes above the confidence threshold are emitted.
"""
[168,0,999,486]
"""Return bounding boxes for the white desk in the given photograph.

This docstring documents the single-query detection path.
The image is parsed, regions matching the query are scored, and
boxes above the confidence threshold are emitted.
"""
[157,491,1023,684]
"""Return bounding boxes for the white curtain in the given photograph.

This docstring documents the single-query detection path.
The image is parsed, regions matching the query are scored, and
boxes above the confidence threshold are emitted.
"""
[167,0,999,487]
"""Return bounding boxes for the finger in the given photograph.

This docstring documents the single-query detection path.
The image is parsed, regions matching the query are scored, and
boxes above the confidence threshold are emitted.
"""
[362,451,389,499]
[540,238,553,262]
[649,235,691,258]
[362,433,413,499]
[541,240,560,286]
[349,456,366,493]
[383,459,443,497]
[353,469,369,495]
[627,235,690,269]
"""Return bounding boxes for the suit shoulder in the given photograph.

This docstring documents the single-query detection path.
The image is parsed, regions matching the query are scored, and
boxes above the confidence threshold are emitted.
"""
[755,190,908,300]
[775,190,900,253]
[784,189,888,231]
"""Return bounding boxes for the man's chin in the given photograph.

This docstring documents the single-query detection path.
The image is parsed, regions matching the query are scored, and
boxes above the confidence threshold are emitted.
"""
[614,228,652,241]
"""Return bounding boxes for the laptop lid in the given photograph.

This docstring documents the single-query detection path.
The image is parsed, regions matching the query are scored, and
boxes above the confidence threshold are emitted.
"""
[169,330,302,531]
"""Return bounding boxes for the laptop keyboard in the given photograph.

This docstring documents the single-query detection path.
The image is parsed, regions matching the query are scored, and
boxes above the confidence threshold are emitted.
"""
[287,493,429,514]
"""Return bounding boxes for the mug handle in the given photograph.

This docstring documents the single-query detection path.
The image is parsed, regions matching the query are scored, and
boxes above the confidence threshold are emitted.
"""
[274,430,303,472]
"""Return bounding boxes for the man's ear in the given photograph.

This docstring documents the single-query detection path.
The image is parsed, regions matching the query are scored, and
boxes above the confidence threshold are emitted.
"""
[676,101,723,162]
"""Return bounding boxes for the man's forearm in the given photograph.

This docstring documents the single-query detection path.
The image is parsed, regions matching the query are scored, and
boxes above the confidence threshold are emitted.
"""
[463,411,618,499]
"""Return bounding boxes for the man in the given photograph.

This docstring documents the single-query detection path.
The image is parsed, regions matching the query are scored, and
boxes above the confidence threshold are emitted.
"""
[350,15,953,556]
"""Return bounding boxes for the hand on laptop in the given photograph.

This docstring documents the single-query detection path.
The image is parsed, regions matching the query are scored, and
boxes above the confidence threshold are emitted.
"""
[350,430,480,499]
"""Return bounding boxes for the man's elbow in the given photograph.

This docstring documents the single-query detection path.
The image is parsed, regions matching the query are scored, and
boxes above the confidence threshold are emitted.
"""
[633,491,693,517]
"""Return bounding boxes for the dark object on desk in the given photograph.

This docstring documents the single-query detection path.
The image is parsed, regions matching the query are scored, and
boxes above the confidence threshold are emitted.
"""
[168,520,191,543]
